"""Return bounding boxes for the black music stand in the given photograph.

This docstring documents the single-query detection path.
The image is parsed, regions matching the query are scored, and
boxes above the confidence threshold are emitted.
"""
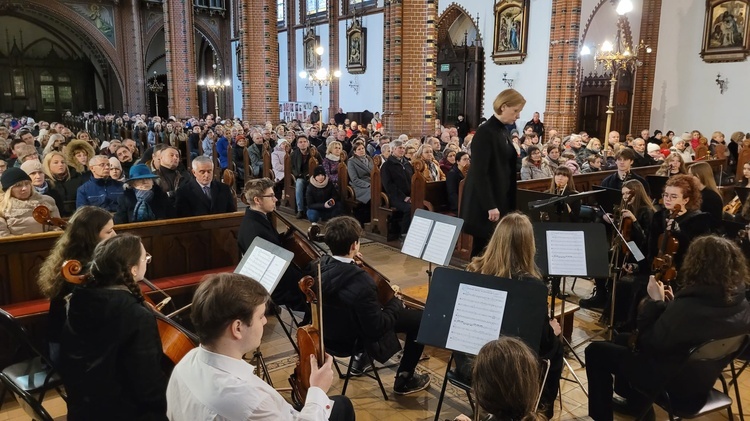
[592,185,622,215]
[400,209,463,283]
[235,237,295,386]
[416,267,547,354]
[736,187,750,207]
[646,175,669,202]
[533,222,609,396]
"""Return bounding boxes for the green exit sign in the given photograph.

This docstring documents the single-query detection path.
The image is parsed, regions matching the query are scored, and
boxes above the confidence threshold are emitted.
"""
[440,64,450,72]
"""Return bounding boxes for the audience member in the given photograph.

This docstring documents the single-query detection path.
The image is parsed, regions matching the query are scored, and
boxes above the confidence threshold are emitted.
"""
[381,139,414,239]
[174,156,236,217]
[115,164,173,223]
[75,155,124,212]
[306,166,341,223]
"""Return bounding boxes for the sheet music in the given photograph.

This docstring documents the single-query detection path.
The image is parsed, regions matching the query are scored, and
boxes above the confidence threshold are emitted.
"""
[422,221,457,265]
[236,247,283,292]
[546,230,587,276]
[401,216,433,258]
[445,284,508,355]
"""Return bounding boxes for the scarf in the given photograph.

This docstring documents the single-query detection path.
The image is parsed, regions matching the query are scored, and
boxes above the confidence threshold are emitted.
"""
[309,175,329,188]
[34,181,49,195]
[427,160,439,181]
[133,189,156,222]
[326,153,340,162]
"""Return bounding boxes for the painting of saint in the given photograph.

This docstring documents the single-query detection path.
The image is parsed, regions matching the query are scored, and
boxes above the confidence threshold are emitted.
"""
[496,6,523,52]
[349,34,361,64]
[701,0,750,62]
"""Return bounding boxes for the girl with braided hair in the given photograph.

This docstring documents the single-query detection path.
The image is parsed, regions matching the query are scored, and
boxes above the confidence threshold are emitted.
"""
[60,234,167,420]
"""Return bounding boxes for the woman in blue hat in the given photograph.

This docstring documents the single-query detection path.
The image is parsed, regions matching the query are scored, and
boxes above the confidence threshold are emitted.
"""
[114,163,173,223]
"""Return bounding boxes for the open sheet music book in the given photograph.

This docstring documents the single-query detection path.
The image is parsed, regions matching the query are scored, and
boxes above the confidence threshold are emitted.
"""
[234,237,294,294]
[400,209,464,266]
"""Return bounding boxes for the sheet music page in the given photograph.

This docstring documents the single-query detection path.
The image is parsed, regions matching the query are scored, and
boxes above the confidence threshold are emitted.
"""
[445,284,508,355]
[422,221,457,265]
[546,230,587,276]
[401,216,433,258]
[237,247,274,291]
[262,255,287,289]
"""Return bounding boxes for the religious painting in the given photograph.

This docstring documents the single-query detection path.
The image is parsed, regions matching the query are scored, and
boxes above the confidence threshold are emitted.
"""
[701,0,750,62]
[492,0,529,65]
[346,17,367,74]
[303,28,321,72]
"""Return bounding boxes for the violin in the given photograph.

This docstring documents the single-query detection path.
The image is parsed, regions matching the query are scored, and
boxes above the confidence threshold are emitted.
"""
[724,196,742,215]
[289,270,325,407]
[651,204,681,284]
[33,205,67,229]
[617,192,634,256]
[60,260,198,365]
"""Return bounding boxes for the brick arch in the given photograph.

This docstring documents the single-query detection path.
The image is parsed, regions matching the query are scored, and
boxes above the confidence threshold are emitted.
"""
[437,4,482,45]
[10,0,126,102]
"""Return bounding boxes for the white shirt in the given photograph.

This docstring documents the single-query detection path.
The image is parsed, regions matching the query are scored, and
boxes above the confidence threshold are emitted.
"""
[167,346,331,421]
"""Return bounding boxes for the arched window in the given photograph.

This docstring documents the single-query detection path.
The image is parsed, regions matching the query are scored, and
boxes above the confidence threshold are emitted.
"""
[40,71,56,111]
[13,69,25,97]
[58,73,73,110]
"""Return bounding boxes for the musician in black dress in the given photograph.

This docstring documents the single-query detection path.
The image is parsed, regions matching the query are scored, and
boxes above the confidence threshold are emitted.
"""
[60,234,167,420]
[544,166,580,221]
[585,236,750,421]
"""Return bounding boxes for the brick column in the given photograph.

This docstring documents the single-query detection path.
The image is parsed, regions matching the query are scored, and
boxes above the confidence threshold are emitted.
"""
[630,0,661,133]
[327,0,340,122]
[544,0,582,135]
[286,0,297,102]
[240,0,279,124]
[382,0,437,137]
[163,0,198,118]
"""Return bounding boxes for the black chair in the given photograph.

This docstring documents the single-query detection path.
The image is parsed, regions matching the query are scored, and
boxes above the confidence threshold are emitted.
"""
[0,308,66,411]
[635,334,750,421]
[433,353,474,421]
[726,345,750,421]
[0,372,55,421]
[327,339,389,401]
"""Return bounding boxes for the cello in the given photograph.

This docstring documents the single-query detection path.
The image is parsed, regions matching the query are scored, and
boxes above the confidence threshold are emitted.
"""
[32,205,67,229]
[289,269,325,407]
[60,259,198,365]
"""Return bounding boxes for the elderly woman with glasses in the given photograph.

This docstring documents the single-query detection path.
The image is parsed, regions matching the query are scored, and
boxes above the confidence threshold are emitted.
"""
[114,164,173,224]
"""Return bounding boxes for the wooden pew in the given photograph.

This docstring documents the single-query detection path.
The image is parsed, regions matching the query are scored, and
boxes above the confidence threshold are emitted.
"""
[368,155,394,238]
[336,153,358,214]
[0,212,243,309]
[263,142,273,180]
[410,161,450,216]
[280,146,320,213]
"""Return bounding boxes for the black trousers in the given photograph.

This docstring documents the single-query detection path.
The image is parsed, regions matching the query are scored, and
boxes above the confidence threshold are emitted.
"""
[393,307,424,375]
[329,395,355,421]
[585,336,653,421]
[391,200,412,235]
[471,235,489,258]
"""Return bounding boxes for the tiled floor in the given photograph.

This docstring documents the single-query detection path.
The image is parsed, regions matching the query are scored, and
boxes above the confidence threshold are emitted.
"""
[2,218,748,420]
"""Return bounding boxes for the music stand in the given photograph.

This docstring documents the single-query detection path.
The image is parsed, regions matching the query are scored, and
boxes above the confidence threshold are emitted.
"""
[592,185,622,215]
[416,267,547,355]
[235,237,295,385]
[646,175,669,202]
[736,187,750,206]
[400,209,463,283]
[533,222,609,396]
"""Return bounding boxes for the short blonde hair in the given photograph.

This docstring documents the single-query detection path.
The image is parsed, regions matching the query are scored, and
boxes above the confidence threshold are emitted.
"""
[492,89,527,114]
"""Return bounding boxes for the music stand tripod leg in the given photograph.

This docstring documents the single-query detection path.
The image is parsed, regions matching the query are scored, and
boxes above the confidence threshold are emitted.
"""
[557,277,585,366]
[253,347,274,387]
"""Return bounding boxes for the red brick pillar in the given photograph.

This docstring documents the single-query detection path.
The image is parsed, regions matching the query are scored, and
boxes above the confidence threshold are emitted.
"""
[327,0,341,123]
[383,0,437,137]
[239,0,279,125]
[630,0,661,133]
[285,0,297,102]
[544,0,583,135]
[163,0,198,118]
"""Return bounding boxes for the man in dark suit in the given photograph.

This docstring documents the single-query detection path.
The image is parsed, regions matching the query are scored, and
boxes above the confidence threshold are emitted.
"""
[237,178,309,320]
[174,156,236,217]
[380,139,414,240]
[461,89,524,256]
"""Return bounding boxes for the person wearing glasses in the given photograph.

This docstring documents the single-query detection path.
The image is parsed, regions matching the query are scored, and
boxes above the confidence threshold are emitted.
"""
[237,178,309,323]
[75,155,124,212]
[60,234,168,420]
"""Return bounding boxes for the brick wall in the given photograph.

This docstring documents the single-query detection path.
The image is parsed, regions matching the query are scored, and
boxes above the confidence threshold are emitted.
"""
[544,0,582,136]
[163,0,198,118]
[327,0,341,121]
[240,0,280,124]
[382,0,437,138]
[630,0,661,134]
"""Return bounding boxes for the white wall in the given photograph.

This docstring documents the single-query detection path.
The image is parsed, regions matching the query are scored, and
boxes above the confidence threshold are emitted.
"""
[337,13,384,117]
[437,0,552,124]
[650,0,750,135]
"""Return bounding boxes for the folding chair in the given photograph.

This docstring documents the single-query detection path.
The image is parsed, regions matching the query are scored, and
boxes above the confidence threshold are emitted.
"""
[328,339,389,401]
[0,308,66,411]
[635,334,750,421]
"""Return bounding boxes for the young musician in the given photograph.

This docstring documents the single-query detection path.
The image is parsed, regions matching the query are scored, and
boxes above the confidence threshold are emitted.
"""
[319,216,430,395]
[618,180,656,262]
[455,337,548,421]
[167,273,355,421]
[237,178,309,321]
[60,234,167,420]
[688,161,723,230]
[545,166,580,221]
[600,148,650,194]
[461,212,563,418]
[37,206,116,364]
[585,236,750,421]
